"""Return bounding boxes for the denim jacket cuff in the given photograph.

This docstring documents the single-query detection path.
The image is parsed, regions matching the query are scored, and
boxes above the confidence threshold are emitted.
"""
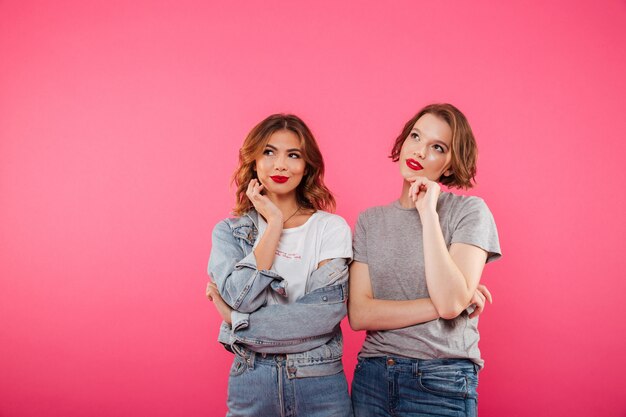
[234,251,288,297]
[231,310,250,331]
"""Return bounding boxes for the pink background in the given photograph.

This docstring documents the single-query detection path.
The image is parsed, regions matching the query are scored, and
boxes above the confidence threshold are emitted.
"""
[1,1,625,416]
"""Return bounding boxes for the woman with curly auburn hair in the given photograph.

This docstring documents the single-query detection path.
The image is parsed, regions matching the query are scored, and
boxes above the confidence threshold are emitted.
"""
[349,103,502,417]
[206,114,353,416]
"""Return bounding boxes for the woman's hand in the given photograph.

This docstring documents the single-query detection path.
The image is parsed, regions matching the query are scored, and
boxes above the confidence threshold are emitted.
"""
[408,177,441,214]
[468,283,493,319]
[206,281,233,324]
[246,179,283,224]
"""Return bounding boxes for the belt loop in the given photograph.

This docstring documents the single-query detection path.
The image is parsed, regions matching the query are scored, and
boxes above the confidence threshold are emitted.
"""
[232,344,255,369]
[231,343,245,357]
[413,360,420,376]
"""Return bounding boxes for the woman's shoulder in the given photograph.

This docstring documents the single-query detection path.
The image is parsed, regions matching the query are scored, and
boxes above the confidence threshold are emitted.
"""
[217,211,254,227]
[357,201,399,221]
[438,192,497,230]
[314,211,350,230]
[212,211,257,239]
[439,192,489,212]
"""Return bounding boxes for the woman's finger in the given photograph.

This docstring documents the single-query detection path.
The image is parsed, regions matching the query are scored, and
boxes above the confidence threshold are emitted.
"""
[246,180,256,199]
[247,179,265,203]
[247,179,256,193]
[469,303,483,319]
[469,294,485,318]
[477,284,493,304]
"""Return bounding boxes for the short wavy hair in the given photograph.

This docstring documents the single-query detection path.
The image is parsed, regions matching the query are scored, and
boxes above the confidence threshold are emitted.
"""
[232,114,335,216]
[389,103,478,189]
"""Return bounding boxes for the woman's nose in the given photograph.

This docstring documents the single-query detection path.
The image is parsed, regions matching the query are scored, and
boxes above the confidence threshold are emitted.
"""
[413,144,426,158]
[274,155,288,170]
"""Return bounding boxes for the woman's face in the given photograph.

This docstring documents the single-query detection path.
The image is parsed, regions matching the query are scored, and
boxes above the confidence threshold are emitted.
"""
[254,129,306,197]
[399,113,453,182]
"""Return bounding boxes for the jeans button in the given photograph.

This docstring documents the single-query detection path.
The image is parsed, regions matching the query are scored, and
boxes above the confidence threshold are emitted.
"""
[386,358,395,366]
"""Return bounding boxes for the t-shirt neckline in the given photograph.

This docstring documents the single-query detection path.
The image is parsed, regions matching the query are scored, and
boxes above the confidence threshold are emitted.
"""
[260,211,321,233]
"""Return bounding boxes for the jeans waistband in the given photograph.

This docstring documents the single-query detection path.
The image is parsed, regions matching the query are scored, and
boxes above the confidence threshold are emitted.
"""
[360,356,479,373]
[232,344,287,365]
[231,343,344,379]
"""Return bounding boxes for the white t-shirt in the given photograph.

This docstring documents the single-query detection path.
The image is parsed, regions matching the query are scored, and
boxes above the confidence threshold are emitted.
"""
[255,211,352,305]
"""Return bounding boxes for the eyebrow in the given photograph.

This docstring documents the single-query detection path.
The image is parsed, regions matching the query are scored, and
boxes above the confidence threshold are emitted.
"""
[265,144,302,152]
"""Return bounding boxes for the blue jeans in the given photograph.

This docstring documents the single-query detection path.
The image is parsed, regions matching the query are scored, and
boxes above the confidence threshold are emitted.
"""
[351,357,478,417]
[227,352,353,417]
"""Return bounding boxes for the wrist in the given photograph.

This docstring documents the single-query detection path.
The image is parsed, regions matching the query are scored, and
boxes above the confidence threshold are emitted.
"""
[417,206,439,219]
[266,215,284,226]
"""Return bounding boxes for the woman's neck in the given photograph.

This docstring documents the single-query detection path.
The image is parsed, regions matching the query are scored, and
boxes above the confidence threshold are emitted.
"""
[266,193,300,218]
[398,180,414,208]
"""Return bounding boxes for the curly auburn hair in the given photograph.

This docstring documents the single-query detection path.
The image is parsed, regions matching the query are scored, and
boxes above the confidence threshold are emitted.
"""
[389,103,478,189]
[231,114,335,216]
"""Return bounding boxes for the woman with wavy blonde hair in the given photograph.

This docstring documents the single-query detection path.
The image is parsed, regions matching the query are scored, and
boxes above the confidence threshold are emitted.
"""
[231,113,335,216]
[207,114,353,416]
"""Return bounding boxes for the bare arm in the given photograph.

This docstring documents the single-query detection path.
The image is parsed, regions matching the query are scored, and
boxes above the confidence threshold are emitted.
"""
[246,179,283,270]
[348,261,440,331]
[207,281,233,324]
[410,178,489,319]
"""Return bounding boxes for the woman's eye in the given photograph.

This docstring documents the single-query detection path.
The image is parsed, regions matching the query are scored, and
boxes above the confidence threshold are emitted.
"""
[263,149,274,156]
[410,133,419,140]
[288,153,301,159]
[433,144,445,153]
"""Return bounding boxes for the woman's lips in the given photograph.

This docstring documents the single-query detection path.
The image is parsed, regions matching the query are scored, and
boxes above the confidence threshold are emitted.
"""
[406,159,423,171]
[270,176,289,183]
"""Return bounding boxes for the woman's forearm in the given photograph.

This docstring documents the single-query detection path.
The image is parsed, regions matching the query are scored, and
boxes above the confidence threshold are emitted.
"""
[420,209,482,319]
[349,297,439,331]
[348,261,439,331]
[253,219,282,270]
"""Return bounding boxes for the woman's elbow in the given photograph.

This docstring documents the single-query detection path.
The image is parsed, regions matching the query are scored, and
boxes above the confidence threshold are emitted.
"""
[347,307,367,331]
[435,301,467,320]
[438,310,461,320]
[348,317,365,331]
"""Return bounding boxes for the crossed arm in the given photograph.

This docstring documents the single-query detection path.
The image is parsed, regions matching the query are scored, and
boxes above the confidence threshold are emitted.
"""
[348,258,491,331]
[207,256,350,352]
[349,179,492,331]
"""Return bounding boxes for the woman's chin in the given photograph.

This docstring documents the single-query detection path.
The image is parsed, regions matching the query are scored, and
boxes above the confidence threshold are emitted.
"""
[401,170,425,181]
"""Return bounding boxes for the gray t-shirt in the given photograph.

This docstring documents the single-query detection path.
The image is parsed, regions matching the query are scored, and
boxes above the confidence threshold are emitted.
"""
[353,193,501,367]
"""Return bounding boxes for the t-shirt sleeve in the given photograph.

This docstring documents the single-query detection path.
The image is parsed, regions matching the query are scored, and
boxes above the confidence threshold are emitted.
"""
[451,197,502,263]
[352,211,368,264]
[319,215,353,262]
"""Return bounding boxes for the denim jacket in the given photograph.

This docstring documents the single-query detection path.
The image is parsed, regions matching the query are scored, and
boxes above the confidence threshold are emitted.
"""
[207,210,349,378]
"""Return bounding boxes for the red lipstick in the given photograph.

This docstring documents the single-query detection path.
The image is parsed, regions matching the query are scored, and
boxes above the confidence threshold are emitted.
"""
[270,176,289,183]
[406,159,423,171]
